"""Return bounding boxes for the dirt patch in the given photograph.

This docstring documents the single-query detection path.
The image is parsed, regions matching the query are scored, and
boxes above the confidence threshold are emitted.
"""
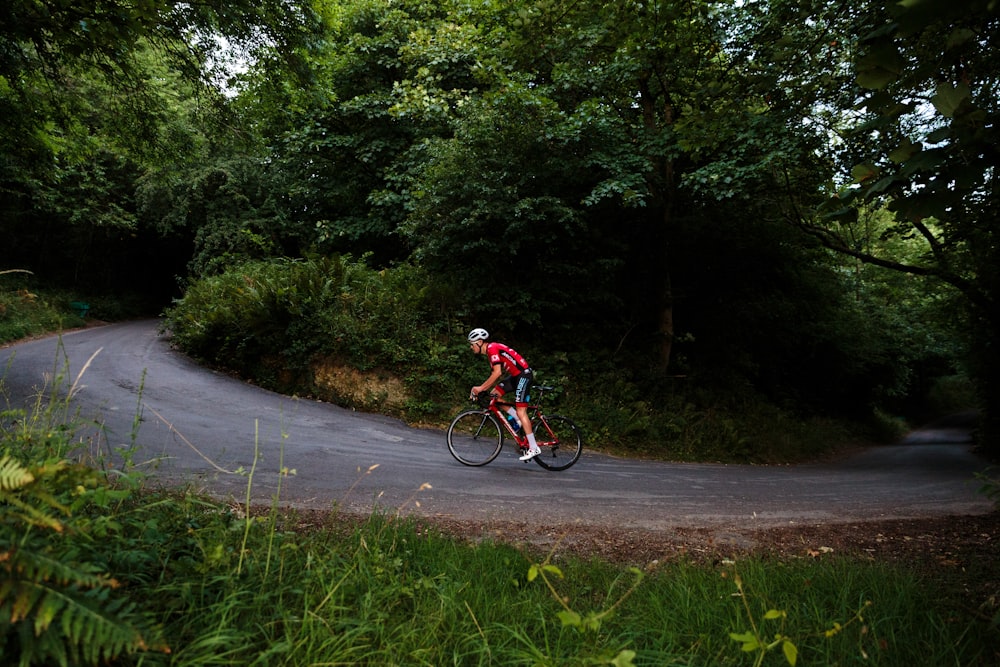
[312,359,411,412]
[401,512,1000,570]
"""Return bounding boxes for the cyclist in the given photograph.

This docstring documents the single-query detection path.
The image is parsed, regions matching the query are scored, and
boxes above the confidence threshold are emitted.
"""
[467,328,541,461]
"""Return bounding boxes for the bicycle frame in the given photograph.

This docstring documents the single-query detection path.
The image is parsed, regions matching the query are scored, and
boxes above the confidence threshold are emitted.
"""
[485,394,558,451]
[485,396,529,447]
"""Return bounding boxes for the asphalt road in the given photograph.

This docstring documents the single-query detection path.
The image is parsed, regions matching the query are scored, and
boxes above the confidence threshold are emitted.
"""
[1,320,994,531]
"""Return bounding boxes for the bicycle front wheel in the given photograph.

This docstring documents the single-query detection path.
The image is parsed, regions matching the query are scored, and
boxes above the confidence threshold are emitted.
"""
[447,410,504,466]
[531,414,583,471]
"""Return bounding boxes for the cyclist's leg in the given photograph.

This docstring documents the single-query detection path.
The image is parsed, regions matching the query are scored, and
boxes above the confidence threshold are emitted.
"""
[513,372,534,435]
[513,372,540,460]
[495,377,522,434]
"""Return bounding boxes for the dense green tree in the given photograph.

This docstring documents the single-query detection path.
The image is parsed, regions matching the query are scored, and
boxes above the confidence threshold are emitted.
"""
[402,3,848,352]
[402,0,726,356]
[228,0,479,267]
[788,0,1000,442]
[2,55,193,296]
[1,0,318,296]
[0,0,312,88]
[394,0,968,420]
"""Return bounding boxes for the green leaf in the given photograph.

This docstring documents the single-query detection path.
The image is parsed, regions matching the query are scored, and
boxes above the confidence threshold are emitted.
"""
[857,69,898,90]
[729,631,760,651]
[927,127,952,144]
[527,565,539,582]
[856,42,905,90]
[581,612,603,631]
[866,174,898,195]
[888,139,921,164]
[898,149,946,177]
[764,609,786,620]
[557,610,582,627]
[0,456,35,491]
[824,206,859,224]
[946,27,976,50]
[610,649,637,667]
[932,82,971,117]
[542,564,564,579]
[783,638,799,666]
[851,163,880,183]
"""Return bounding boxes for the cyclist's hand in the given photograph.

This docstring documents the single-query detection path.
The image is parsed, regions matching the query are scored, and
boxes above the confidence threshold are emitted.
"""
[469,389,478,401]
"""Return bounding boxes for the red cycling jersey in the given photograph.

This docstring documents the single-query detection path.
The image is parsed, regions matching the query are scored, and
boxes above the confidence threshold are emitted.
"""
[486,342,530,375]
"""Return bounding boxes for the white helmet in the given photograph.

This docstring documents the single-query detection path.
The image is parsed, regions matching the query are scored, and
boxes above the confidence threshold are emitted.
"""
[467,328,489,343]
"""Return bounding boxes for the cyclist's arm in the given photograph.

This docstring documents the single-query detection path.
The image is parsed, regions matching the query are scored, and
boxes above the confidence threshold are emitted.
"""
[472,363,503,397]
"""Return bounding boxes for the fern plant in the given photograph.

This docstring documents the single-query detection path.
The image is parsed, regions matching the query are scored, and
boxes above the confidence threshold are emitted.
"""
[0,453,169,666]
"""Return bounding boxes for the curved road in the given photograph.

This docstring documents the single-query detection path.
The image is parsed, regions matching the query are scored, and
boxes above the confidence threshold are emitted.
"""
[1,320,993,531]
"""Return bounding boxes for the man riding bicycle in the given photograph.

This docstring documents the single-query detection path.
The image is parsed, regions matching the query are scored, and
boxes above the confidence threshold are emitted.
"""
[467,328,541,461]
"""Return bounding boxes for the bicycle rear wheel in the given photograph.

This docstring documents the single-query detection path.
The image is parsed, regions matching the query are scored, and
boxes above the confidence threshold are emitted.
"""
[447,410,504,466]
[531,414,583,471]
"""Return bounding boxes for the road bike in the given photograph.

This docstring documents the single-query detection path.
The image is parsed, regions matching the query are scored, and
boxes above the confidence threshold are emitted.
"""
[446,385,583,470]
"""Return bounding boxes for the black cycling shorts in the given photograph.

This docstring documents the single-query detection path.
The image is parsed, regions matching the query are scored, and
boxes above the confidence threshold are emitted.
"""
[496,370,534,406]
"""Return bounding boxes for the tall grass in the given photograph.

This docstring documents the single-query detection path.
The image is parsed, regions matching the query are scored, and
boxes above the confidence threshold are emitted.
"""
[86,503,995,666]
[2,356,997,665]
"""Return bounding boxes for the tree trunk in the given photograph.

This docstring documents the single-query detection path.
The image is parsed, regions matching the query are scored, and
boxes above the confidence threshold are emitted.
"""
[637,69,677,370]
[659,269,674,369]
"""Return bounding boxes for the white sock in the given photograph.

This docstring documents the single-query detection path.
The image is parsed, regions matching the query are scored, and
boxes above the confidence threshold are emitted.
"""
[528,433,538,450]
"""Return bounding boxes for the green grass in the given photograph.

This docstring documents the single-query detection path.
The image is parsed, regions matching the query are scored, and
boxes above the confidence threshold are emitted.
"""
[13,495,999,666]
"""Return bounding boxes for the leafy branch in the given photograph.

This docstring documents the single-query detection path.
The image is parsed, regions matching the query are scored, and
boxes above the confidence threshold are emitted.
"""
[527,537,644,667]
[728,569,873,666]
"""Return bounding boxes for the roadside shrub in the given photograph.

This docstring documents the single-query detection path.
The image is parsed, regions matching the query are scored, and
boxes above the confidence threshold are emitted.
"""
[165,256,477,416]
[0,272,155,344]
[0,272,86,343]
